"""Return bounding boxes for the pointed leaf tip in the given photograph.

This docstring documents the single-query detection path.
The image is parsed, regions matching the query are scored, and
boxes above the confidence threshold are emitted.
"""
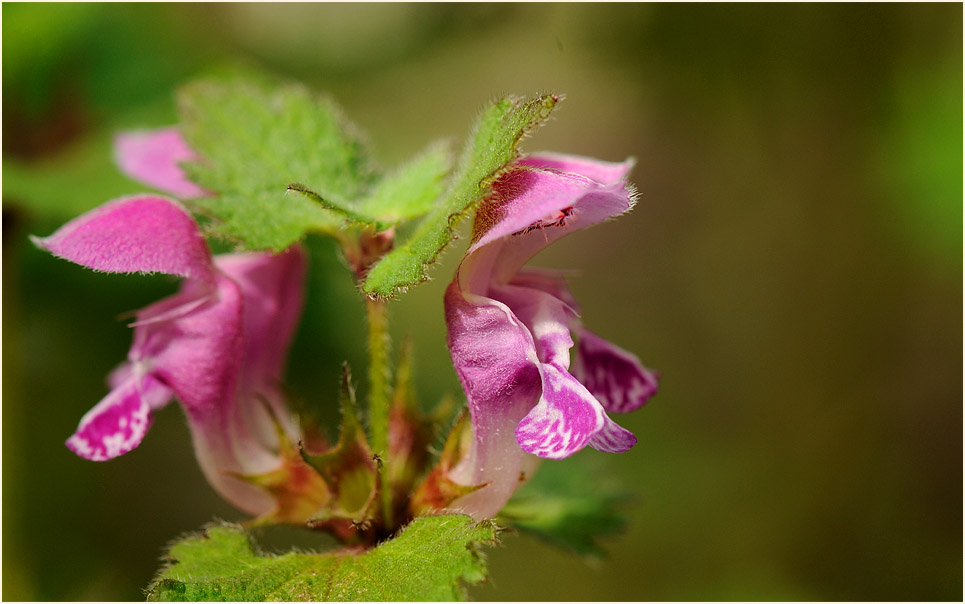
[361,93,562,299]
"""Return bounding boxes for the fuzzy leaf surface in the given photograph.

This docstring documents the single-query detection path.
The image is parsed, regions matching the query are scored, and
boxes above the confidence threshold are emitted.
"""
[362,94,560,299]
[147,515,496,602]
[356,141,454,223]
[177,77,379,250]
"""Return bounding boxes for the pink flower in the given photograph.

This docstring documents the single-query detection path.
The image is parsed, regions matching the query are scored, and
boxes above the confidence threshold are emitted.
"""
[444,153,659,519]
[114,128,207,199]
[32,129,306,516]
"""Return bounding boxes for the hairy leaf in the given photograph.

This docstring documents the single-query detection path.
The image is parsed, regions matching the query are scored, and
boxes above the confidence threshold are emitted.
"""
[356,141,454,223]
[362,94,560,299]
[177,77,379,250]
[148,515,496,602]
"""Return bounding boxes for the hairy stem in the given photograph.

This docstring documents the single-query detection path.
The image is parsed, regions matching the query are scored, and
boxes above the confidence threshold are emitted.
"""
[365,297,393,527]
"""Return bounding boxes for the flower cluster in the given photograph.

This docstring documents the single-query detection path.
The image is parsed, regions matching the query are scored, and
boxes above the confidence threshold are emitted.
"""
[35,131,657,528]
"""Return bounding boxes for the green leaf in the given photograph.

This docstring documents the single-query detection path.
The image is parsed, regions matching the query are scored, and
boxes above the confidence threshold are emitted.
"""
[147,515,497,602]
[356,140,454,223]
[497,458,629,558]
[177,76,380,250]
[287,182,387,229]
[362,93,560,299]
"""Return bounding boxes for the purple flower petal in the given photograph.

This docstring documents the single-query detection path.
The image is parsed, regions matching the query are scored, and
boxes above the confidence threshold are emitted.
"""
[443,151,651,519]
[132,275,243,421]
[42,185,308,517]
[66,374,172,461]
[518,153,634,186]
[115,128,206,199]
[509,267,582,315]
[573,328,659,413]
[470,163,637,283]
[588,415,637,453]
[125,262,293,517]
[31,196,216,286]
[214,247,306,397]
[490,283,575,369]
[469,168,599,255]
[515,364,605,459]
[443,283,543,520]
[211,247,307,458]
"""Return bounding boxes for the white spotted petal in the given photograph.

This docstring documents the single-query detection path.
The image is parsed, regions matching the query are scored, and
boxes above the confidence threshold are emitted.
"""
[515,364,605,459]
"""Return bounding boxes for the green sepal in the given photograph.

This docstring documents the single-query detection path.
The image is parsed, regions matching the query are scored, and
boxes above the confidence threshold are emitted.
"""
[299,365,379,533]
[385,339,438,501]
[230,402,330,526]
[409,411,486,516]
[362,93,561,299]
[147,515,497,602]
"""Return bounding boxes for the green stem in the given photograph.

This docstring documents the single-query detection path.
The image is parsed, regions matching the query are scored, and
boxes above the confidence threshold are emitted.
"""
[365,297,393,527]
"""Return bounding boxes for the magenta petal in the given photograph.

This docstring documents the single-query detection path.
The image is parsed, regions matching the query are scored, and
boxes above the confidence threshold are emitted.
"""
[471,154,635,254]
[491,283,575,369]
[214,247,306,395]
[573,328,659,413]
[115,128,206,198]
[444,151,648,518]
[470,166,637,283]
[515,364,605,459]
[589,415,637,453]
[509,267,582,315]
[444,283,543,520]
[211,247,307,458]
[518,152,634,186]
[127,270,270,516]
[470,167,604,253]
[133,275,244,419]
[32,196,216,285]
[66,374,172,461]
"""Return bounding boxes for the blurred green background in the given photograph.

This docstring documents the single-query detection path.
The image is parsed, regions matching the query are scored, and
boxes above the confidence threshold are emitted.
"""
[3,3,961,601]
